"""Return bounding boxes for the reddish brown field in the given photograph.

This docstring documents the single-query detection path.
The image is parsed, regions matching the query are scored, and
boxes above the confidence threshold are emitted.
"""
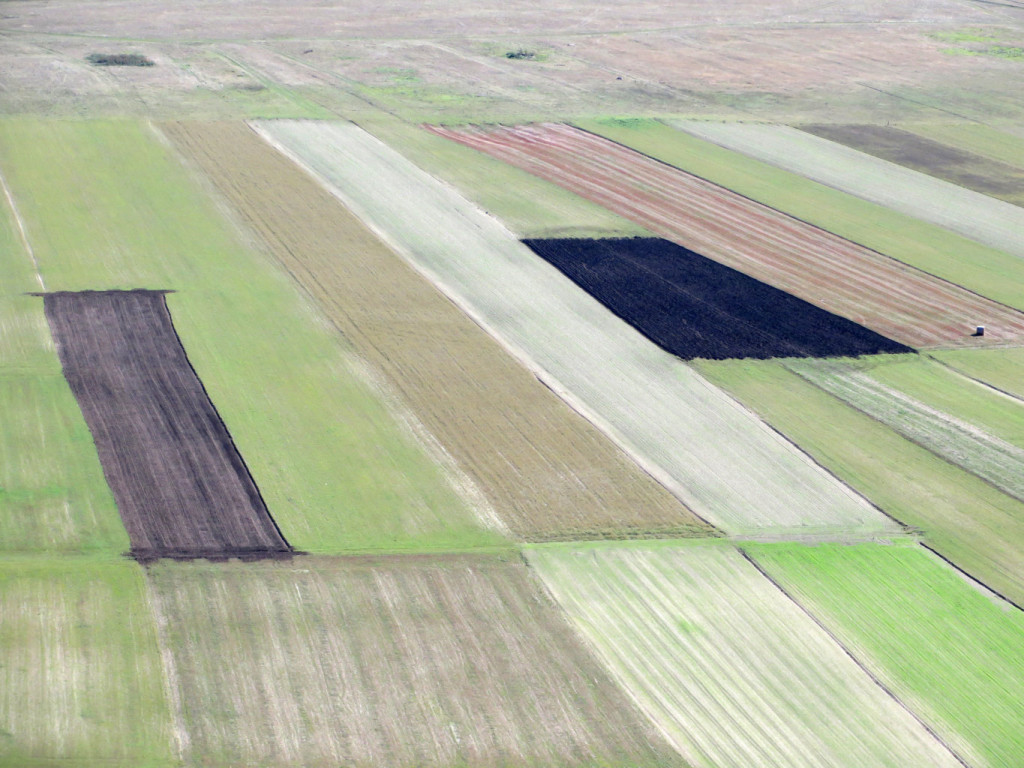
[430,123,1024,349]
[43,290,290,561]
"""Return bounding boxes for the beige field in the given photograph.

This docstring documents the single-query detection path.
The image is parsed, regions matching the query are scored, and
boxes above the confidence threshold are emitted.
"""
[162,120,710,541]
[147,554,681,768]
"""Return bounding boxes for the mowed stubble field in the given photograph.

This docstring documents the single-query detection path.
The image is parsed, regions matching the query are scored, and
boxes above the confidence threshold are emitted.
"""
[4,0,1024,765]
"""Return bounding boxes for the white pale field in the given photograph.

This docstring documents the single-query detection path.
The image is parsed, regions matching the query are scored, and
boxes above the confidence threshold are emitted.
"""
[672,121,1024,263]
[255,119,897,536]
[525,543,965,768]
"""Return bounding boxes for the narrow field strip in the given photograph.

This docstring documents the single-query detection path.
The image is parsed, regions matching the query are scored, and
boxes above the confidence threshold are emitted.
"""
[0,557,174,766]
[257,119,894,536]
[695,358,1024,607]
[908,123,1024,171]
[580,118,1024,313]
[0,118,500,554]
[522,236,911,361]
[430,123,1024,349]
[747,542,1024,768]
[800,124,1024,207]
[787,358,1024,504]
[162,122,708,543]
[147,555,682,768]
[43,290,290,561]
[675,121,1024,262]
[526,543,963,768]
[932,347,1024,401]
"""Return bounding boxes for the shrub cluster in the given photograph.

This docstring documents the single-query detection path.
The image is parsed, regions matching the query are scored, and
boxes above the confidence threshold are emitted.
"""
[86,53,155,67]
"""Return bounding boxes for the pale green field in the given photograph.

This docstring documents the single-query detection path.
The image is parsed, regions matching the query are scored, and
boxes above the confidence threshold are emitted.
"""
[578,118,1024,311]
[694,358,1024,606]
[363,118,648,238]
[526,542,960,768]
[932,347,1024,401]
[0,557,174,767]
[672,121,1024,262]
[0,119,505,555]
[748,542,1024,768]
[259,119,894,536]
[907,123,1024,170]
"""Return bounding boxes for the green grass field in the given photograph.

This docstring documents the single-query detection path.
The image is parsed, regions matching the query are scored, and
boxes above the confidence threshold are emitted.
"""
[931,347,1024,401]
[0,118,506,555]
[694,358,1024,605]
[747,542,1024,768]
[907,123,1024,168]
[578,118,1024,310]
[0,556,174,767]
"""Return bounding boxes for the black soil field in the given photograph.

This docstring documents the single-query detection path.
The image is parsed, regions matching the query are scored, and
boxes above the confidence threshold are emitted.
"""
[522,237,914,361]
[802,124,1024,206]
[42,290,291,561]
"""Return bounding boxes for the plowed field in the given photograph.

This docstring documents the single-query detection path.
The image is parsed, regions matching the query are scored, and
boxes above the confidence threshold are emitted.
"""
[163,121,709,541]
[429,123,1024,349]
[147,555,681,767]
[44,290,290,561]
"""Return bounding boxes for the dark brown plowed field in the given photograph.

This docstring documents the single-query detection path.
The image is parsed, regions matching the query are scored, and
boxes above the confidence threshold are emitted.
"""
[43,290,290,561]
[523,237,913,360]
[801,124,1024,207]
[162,122,713,541]
[429,123,1024,349]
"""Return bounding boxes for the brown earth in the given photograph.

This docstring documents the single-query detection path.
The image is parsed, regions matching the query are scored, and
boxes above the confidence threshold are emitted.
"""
[801,124,1024,206]
[147,553,685,767]
[162,121,712,541]
[42,289,291,561]
[430,123,1024,349]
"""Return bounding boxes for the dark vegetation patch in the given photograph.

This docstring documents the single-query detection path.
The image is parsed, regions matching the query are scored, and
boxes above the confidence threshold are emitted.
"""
[41,290,291,562]
[86,53,155,67]
[522,237,914,361]
[802,124,1024,203]
[505,49,537,60]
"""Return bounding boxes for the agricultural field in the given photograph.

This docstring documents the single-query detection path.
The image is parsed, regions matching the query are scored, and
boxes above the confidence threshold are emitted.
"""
[674,121,1024,261]
[43,290,291,561]
[580,117,1024,311]
[4,0,1024,765]
[431,122,1024,348]
[259,118,893,536]
[522,236,911,361]
[800,123,1024,206]
[526,542,963,768]
[161,121,708,542]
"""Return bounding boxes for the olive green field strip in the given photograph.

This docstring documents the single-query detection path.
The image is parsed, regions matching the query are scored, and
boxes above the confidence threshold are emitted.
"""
[0,118,503,554]
[42,289,291,562]
[673,121,1024,262]
[695,358,1024,607]
[932,347,1024,401]
[526,544,963,768]
[256,119,894,536]
[748,543,1024,768]
[787,358,1024,505]
[800,124,1024,208]
[907,123,1024,173]
[431,123,1024,349]
[579,118,1024,313]
[0,558,175,767]
[147,555,683,768]
[162,121,709,542]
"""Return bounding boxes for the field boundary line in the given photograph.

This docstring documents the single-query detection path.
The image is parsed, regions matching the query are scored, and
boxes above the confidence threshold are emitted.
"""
[926,352,1024,407]
[0,163,44,290]
[581,120,1024,318]
[921,543,1024,613]
[738,547,973,768]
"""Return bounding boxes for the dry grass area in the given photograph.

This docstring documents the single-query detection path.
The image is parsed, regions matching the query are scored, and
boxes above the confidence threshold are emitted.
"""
[147,554,682,768]
[163,120,709,542]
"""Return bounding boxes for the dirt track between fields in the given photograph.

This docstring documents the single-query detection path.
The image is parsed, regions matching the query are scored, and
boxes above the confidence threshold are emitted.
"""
[163,122,712,541]
[432,123,1024,349]
[43,289,291,561]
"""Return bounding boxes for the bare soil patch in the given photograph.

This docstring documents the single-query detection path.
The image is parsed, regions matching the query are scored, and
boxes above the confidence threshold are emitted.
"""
[432,123,1024,349]
[163,121,710,541]
[42,289,291,561]
[802,124,1024,205]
